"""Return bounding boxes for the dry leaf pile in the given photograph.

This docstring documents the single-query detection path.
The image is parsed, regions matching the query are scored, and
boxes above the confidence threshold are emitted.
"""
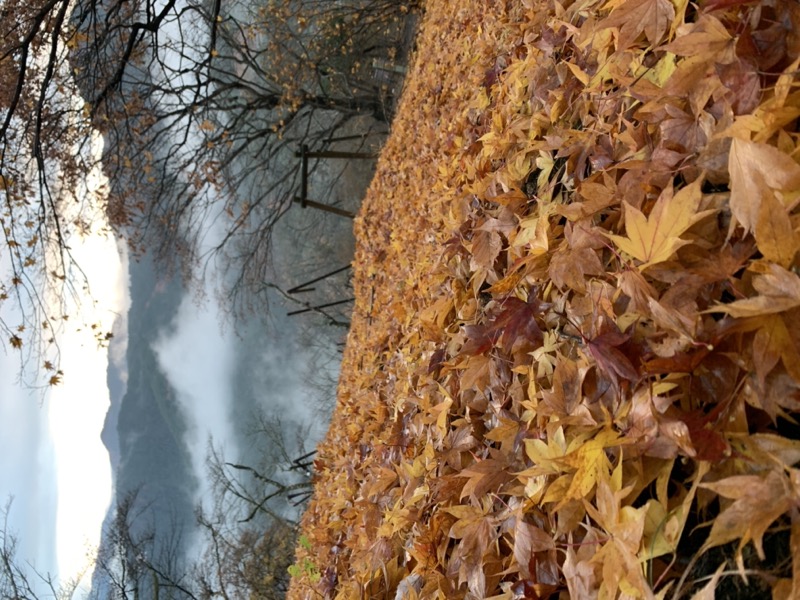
[289,0,800,598]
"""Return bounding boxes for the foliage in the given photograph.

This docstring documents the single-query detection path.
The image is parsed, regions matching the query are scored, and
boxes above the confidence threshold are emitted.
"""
[0,0,112,376]
[290,0,800,598]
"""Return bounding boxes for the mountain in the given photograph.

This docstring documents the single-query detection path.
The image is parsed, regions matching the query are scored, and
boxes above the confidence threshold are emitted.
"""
[92,255,198,595]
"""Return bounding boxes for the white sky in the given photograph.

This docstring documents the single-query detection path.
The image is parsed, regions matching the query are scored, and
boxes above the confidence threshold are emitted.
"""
[0,184,125,592]
[47,230,126,586]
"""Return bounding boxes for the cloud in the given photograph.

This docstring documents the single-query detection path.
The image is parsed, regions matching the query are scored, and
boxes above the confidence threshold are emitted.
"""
[153,285,238,505]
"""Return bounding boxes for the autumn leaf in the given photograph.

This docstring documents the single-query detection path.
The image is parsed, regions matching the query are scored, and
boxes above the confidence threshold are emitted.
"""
[558,429,624,505]
[600,0,676,49]
[460,324,496,356]
[755,190,800,268]
[751,314,800,386]
[605,178,714,270]
[487,295,545,354]
[700,470,796,560]
[661,14,736,64]
[711,264,800,318]
[583,320,640,386]
[513,518,555,579]
[728,138,800,234]
[458,453,513,500]
[469,229,502,271]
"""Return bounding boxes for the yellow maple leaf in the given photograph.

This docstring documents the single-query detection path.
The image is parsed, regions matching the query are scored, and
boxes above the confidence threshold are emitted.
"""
[606,178,713,270]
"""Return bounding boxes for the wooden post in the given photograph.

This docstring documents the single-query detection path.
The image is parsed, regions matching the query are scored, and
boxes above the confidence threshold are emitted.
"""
[292,196,355,218]
[288,265,351,294]
[293,144,369,217]
[299,144,309,208]
[287,297,354,317]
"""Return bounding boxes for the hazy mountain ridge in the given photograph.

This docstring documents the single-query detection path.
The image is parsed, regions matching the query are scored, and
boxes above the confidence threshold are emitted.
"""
[92,256,197,595]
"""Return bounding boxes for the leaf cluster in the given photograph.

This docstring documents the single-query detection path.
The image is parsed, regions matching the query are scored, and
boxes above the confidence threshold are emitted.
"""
[290,0,800,598]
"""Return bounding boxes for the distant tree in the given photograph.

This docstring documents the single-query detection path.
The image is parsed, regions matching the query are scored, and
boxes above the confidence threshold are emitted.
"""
[1,499,49,599]
[193,509,296,600]
[192,416,317,599]
[1,493,192,600]
[90,490,196,600]
[0,412,318,599]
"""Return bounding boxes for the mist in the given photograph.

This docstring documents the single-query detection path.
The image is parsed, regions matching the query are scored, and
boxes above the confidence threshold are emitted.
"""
[152,283,238,507]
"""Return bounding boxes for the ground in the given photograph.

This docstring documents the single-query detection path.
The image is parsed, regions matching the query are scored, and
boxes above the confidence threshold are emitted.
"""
[288,0,800,598]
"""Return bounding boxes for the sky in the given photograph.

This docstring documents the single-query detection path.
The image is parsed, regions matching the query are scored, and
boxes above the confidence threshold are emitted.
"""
[0,227,125,591]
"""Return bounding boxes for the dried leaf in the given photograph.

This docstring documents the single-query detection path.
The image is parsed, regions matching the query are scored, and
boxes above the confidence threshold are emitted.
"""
[700,470,795,560]
[754,190,800,268]
[712,264,800,318]
[606,178,714,270]
[728,138,800,234]
[601,0,676,49]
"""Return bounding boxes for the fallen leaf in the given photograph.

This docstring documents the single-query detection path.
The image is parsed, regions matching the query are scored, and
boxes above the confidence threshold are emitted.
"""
[711,264,800,318]
[754,189,800,268]
[606,178,714,270]
[600,0,676,49]
[728,138,800,234]
[700,470,795,560]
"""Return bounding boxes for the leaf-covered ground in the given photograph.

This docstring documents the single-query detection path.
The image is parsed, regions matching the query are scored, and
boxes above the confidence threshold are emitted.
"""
[288,0,800,598]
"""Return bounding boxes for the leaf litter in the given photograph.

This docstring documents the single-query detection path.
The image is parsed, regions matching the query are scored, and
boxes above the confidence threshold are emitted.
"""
[289,0,800,598]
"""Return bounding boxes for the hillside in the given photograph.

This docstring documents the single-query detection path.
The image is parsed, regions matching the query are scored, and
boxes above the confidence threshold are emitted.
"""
[290,0,800,598]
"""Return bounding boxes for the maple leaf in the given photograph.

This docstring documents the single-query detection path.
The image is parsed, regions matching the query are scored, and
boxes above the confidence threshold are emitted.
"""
[677,409,731,462]
[600,0,676,49]
[458,453,513,500]
[487,295,545,354]
[469,229,502,271]
[605,178,714,270]
[661,14,737,64]
[700,470,796,560]
[728,138,800,234]
[558,429,625,505]
[513,518,555,579]
[583,320,640,386]
[711,264,800,318]
[460,324,496,356]
[751,314,800,386]
[755,188,800,268]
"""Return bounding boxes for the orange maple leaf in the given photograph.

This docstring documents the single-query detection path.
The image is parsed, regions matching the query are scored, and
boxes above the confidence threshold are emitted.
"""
[600,0,676,49]
[606,178,714,270]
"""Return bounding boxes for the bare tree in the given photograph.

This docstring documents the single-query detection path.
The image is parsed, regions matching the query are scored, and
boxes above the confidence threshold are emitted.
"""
[190,415,319,599]
[89,489,197,600]
[0,0,412,369]
[80,0,411,314]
